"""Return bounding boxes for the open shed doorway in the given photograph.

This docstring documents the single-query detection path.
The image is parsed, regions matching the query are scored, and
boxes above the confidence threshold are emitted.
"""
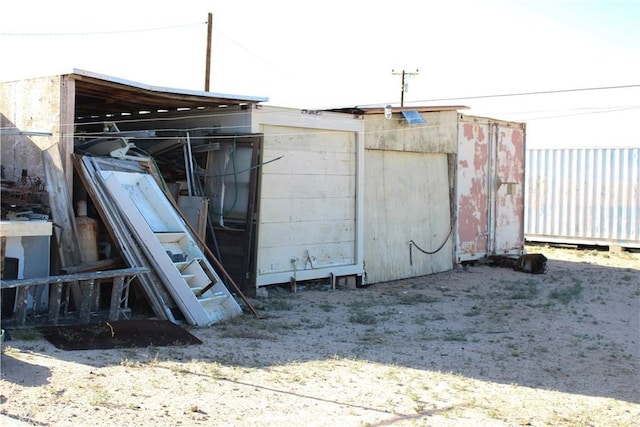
[73,127,263,298]
[141,132,262,298]
[67,72,266,298]
[192,134,262,297]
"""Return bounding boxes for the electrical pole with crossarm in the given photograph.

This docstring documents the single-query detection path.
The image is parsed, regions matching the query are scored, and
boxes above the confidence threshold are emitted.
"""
[391,69,419,107]
[204,13,213,91]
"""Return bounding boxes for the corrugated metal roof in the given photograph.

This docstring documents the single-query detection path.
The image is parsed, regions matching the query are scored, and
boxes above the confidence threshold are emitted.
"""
[328,105,469,115]
[65,69,268,121]
[71,69,268,103]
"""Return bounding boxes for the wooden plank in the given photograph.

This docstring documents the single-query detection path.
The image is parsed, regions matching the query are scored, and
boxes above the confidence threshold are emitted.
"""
[261,149,355,176]
[109,276,124,321]
[60,75,76,191]
[15,286,28,326]
[73,155,174,321]
[42,144,83,270]
[61,258,125,274]
[259,220,356,247]
[79,279,94,323]
[0,236,5,279]
[260,197,355,223]
[48,283,62,324]
[257,241,356,275]
[0,267,149,289]
[260,174,355,199]
[0,221,52,237]
[92,279,101,311]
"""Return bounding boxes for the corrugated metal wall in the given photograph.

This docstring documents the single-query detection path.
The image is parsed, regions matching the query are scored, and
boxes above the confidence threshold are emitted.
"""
[525,148,640,248]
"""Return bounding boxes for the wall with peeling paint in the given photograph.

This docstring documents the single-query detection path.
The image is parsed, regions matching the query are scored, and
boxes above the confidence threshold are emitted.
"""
[455,115,526,262]
[364,149,453,284]
[362,110,457,284]
[364,111,458,153]
[362,110,526,283]
[0,76,62,184]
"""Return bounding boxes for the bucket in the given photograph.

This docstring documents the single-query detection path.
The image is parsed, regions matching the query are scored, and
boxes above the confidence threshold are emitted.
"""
[76,200,99,263]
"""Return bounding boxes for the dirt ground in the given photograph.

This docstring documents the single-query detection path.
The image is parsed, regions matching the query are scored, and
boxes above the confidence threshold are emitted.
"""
[1,244,639,426]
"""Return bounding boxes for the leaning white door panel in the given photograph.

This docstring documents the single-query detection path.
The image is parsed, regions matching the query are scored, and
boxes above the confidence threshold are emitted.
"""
[100,171,242,326]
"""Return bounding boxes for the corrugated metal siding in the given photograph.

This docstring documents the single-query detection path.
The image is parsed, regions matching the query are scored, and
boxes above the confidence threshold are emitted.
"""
[525,148,640,248]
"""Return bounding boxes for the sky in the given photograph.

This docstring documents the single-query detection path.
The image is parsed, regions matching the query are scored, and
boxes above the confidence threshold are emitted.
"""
[1,0,639,149]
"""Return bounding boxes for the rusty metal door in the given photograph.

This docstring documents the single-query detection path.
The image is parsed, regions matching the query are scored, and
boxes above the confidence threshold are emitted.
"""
[455,116,525,263]
[490,122,526,257]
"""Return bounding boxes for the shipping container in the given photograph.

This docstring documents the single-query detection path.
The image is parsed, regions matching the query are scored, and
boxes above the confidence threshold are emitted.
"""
[525,148,640,249]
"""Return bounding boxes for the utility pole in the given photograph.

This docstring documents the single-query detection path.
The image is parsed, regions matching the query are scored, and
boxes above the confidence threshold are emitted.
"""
[204,12,213,91]
[391,69,419,107]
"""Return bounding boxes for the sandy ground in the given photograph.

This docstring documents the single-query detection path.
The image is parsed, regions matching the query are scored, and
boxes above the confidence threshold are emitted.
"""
[1,244,639,426]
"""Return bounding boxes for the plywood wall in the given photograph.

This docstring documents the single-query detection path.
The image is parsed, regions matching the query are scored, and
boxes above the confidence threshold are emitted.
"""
[256,124,359,284]
[364,150,453,284]
[0,76,62,183]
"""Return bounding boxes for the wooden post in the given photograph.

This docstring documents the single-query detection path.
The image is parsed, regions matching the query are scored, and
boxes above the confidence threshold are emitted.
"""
[48,282,63,324]
[109,276,124,321]
[15,286,28,326]
[42,144,83,308]
[205,12,213,91]
[0,236,5,279]
[79,279,94,323]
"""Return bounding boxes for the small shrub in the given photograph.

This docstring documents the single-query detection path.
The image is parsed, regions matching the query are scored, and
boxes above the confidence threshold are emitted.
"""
[349,308,377,325]
[8,328,42,341]
[549,282,583,305]
[504,280,539,300]
[268,297,294,311]
[396,294,440,305]
[443,330,467,342]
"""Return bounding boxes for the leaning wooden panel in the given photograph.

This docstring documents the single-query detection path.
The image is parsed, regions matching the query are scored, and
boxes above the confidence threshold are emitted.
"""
[73,155,174,321]
[100,170,243,326]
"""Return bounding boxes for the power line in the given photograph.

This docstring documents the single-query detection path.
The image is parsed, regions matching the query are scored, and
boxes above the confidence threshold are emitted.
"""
[0,22,205,37]
[2,104,637,138]
[357,84,640,108]
[518,106,640,121]
[4,106,639,143]
[405,84,640,105]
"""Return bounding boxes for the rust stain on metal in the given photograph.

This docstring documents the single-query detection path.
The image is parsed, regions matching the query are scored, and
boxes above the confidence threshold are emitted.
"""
[457,118,525,261]
[457,121,490,255]
[462,122,485,142]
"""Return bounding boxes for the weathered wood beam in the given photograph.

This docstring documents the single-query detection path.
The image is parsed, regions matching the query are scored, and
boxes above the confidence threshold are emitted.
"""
[0,267,149,289]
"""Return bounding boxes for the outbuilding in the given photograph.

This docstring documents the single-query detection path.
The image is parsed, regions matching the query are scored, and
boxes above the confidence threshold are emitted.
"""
[332,106,527,284]
[1,70,364,314]
[1,70,526,325]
